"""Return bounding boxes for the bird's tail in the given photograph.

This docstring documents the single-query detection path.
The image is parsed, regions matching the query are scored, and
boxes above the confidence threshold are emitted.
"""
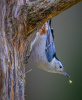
[47,19,51,28]
[47,19,54,39]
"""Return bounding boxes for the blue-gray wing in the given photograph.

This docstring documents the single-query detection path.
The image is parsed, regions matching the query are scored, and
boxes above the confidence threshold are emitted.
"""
[45,20,56,62]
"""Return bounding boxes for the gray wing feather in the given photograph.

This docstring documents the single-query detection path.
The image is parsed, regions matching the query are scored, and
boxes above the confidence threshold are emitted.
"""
[45,20,56,62]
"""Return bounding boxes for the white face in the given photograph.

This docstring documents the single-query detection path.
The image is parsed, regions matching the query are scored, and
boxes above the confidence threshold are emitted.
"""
[55,60,64,74]
[53,58,70,77]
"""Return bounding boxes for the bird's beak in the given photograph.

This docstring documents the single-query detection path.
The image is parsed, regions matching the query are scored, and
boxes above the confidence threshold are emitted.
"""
[63,71,70,78]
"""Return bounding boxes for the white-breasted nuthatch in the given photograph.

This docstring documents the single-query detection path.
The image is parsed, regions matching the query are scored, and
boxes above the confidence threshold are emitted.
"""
[27,19,70,77]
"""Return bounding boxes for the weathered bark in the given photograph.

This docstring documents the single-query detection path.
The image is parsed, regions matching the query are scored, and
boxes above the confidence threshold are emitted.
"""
[0,0,81,100]
[18,0,81,38]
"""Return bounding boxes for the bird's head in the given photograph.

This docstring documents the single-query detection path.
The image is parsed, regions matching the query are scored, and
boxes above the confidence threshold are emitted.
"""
[51,57,70,77]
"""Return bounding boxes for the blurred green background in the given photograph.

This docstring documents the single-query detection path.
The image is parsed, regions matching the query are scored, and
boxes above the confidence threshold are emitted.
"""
[25,1,82,100]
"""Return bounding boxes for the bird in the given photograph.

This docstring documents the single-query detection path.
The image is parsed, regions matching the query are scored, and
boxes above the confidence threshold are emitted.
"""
[27,19,70,77]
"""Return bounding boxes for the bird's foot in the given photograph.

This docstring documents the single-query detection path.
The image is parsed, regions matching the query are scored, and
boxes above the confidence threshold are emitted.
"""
[24,50,32,64]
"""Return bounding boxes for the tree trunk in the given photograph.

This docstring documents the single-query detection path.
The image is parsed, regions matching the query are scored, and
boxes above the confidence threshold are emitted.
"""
[0,0,81,100]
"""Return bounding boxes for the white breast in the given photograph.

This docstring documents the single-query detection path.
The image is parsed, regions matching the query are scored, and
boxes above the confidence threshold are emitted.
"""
[31,32,49,68]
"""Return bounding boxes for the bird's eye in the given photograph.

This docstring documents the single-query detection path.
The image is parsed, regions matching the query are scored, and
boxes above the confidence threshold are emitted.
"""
[59,66,62,68]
